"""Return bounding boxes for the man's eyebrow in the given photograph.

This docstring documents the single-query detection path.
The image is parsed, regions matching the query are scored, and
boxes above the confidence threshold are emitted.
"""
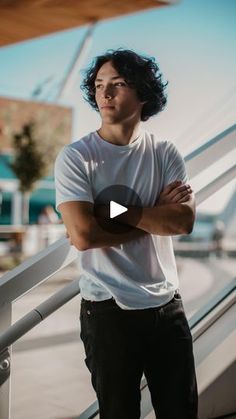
[95,76,124,82]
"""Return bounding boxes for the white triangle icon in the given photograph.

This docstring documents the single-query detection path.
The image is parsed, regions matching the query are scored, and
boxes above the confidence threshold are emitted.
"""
[110,201,128,219]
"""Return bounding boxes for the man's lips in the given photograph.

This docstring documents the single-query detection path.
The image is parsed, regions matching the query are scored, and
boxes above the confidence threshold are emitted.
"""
[101,105,115,109]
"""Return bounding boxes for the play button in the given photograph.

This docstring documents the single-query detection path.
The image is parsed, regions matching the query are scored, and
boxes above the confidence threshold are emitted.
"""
[93,184,143,234]
[110,201,128,218]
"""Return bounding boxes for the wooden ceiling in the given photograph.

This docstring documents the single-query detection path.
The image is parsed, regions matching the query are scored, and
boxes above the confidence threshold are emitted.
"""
[0,0,174,47]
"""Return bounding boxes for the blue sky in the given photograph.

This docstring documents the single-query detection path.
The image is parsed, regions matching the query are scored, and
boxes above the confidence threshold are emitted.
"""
[0,0,235,152]
[0,0,236,213]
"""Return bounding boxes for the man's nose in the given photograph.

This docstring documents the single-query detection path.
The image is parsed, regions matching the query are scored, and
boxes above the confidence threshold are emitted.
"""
[102,85,113,99]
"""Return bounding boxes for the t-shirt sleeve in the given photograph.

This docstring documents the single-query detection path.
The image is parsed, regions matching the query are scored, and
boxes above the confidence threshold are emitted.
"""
[54,145,94,211]
[162,141,189,187]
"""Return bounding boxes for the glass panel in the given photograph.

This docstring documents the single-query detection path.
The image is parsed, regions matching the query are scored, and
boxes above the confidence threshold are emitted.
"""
[174,179,236,320]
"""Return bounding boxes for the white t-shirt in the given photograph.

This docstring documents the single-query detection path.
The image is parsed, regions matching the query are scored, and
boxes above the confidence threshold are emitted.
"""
[54,130,188,310]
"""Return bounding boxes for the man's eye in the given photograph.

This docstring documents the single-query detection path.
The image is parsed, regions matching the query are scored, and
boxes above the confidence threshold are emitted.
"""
[115,82,126,87]
[95,84,102,89]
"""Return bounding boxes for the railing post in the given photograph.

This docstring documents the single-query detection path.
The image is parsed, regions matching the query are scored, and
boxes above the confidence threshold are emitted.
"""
[0,304,12,419]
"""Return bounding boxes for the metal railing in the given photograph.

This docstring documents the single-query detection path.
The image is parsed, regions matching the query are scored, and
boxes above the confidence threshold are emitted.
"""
[184,123,236,179]
[0,279,80,354]
[0,124,235,419]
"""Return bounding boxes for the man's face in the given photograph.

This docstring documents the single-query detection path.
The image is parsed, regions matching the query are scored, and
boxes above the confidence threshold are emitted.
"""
[95,61,143,124]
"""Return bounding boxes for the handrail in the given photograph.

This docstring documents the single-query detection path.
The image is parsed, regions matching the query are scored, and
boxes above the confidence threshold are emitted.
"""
[191,279,236,340]
[0,280,80,353]
[195,163,236,205]
[0,237,77,308]
[184,123,236,179]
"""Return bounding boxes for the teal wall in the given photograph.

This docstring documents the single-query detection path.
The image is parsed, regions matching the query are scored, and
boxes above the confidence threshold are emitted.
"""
[0,154,57,225]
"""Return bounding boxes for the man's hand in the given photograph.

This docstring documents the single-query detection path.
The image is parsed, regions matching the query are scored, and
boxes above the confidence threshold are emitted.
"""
[157,180,193,206]
[114,178,195,235]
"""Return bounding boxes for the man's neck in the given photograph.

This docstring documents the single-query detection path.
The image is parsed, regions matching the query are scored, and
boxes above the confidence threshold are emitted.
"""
[97,122,142,146]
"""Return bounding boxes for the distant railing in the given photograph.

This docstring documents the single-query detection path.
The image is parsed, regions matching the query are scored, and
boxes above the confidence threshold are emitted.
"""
[0,124,235,419]
[184,123,236,179]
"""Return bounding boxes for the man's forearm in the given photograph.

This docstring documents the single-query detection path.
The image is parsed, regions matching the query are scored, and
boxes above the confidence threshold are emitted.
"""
[96,202,194,236]
[121,203,194,235]
[80,199,194,251]
[84,215,147,250]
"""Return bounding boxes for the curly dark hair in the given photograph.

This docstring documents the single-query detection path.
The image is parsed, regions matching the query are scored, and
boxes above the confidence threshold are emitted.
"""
[81,49,168,122]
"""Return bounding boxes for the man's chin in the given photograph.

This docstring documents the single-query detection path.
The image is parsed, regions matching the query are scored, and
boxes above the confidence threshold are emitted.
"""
[101,115,122,124]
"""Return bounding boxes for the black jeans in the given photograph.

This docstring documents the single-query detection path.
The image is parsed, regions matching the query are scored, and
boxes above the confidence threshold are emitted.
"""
[80,293,198,419]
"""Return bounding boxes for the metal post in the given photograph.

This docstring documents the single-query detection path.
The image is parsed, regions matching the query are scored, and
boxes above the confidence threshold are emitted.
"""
[12,190,22,225]
[56,22,96,101]
[0,304,12,419]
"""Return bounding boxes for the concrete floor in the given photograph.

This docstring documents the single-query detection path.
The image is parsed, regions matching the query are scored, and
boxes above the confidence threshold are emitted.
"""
[6,255,236,418]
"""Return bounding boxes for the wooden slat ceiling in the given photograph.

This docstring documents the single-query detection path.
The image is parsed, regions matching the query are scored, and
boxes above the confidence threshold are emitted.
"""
[0,0,173,47]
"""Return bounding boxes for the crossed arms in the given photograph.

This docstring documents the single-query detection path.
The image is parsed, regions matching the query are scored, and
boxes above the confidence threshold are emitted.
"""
[58,180,196,251]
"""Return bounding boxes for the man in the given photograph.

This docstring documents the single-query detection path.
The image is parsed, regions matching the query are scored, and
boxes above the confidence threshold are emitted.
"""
[55,49,198,419]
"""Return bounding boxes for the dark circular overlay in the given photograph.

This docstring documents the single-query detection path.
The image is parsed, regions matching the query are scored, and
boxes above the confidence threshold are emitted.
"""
[94,184,143,234]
